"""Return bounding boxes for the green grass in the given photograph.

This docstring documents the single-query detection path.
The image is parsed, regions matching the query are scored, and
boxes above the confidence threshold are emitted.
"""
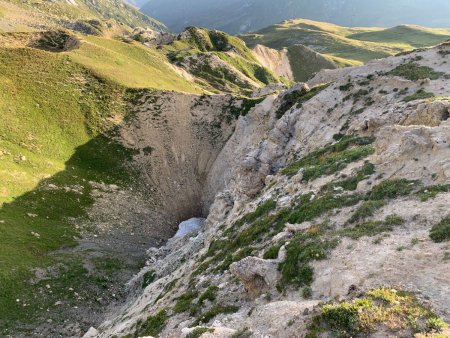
[174,290,199,314]
[4,0,166,33]
[388,63,444,81]
[287,193,362,225]
[230,328,253,338]
[429,217,450,243]
[216,52,280,86]
[69,36,202,93]
[0,46,144,329]
[186,328,214,338]
[306,288,449,338]
[368,179,417,200]
[417,184,450,201]
[240,19,394,64]
[348,25,450,49]
[281,136,375,179]
[286,44,350,82]
[193,305,239,326]
[403,89,435,102]
[142,270,157,288]
[198,286,219,306]
[191,200,277,278]
[279,227,336,288]
[347,179,418,223]
[135,310,168,337]
[234,200,277,227]
[263,244,283,259]
[339,215,405,240]
[321,161,375,193]
[348,200,386,223]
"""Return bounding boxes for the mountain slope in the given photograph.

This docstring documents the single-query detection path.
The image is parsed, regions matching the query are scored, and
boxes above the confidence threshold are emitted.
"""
[0,0,167,34]
[0,2,286,335]
[160,27,287,93]
[0,36,256,335]
[141,0,450,35]
[239,19,450,81]
[241,19,450,63]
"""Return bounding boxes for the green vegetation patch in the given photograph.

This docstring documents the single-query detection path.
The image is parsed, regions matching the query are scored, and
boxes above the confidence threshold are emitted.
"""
[193,305,239,326]
[230,328,253,338]
[321,161,375,193]
[281,136,375,179]
[263,244,283,259]
[429,217,450,243]
[186,328,214,338]
[403,89,435,102]
[417,184,450,201]
[388,63,444,81]
[191,200,277,277]
[135,310,168,337]
[348,200,386,223]
[306,288,449,338]
[142,270,157,288]
[368,179,417,200]
[198,286,219,306]
[174,290,199,314]
[279,225,337,288]
[339,215,405,240]
[275,84,329,119]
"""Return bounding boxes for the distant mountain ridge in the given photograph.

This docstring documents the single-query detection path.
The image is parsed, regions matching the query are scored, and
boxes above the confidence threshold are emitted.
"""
[240,19,450,80]
[141,0,450,34]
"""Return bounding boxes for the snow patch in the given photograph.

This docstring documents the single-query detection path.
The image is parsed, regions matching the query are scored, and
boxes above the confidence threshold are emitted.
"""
[174,218,205,237]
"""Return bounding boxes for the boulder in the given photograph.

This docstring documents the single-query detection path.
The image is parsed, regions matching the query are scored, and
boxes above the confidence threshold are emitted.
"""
[230,256,280,297]
[403,100,450,127]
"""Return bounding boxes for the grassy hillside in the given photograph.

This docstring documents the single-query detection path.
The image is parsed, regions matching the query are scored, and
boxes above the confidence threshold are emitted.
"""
[69,35,202,91]
[348,24,450,48]
[286,44,354,82]
[0,26,282,331]
[0,0,167,34]
[0,46,140,330]
[240,19,450,77]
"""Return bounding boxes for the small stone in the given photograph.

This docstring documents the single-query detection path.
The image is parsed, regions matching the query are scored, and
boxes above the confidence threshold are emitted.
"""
[46,284,51,289]
[303,308,309,316]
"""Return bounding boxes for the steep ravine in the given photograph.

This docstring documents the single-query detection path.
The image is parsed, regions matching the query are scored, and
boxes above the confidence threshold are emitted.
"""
[86,44,450,338]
